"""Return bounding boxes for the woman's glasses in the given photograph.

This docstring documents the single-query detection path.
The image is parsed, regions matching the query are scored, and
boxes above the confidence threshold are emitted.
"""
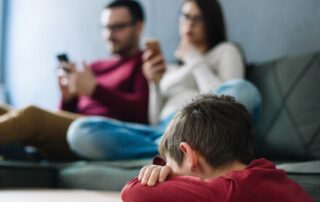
[180,12,203,25]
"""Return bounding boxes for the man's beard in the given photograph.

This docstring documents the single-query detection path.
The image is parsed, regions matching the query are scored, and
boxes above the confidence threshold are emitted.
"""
[109,36,138,57]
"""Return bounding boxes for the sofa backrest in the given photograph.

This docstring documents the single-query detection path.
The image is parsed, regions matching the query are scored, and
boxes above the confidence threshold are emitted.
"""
[247,51,320,161]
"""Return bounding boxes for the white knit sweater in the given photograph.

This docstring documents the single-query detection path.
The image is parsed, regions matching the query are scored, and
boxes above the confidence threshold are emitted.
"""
[148,42,245,125]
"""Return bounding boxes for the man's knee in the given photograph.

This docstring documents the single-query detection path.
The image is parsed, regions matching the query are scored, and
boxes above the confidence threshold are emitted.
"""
[67,118,91,148]
[67,118,107,159]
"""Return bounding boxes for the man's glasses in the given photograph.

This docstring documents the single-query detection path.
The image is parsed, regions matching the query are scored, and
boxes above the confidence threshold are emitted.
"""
[180,13,203,25]
[101,21,136,32]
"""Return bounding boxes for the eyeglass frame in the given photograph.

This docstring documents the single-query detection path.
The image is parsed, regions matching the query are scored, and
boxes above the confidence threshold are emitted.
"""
[180,12,203,25]
[101,20,137,32]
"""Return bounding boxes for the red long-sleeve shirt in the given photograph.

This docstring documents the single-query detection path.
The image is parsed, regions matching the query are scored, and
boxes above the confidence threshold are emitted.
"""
[121,159,315,202]
[60,52,149,123]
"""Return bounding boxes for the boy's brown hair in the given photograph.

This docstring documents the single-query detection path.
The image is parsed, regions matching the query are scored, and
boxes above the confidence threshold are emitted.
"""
[159,94,254,168]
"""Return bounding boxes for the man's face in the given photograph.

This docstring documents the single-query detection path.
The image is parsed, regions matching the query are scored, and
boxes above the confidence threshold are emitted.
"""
[101,7,142,56]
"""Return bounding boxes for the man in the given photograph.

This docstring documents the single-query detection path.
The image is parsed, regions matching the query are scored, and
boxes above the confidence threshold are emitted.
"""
[0,0,148,160]
[121,94,314,202]
[59,0,147,123]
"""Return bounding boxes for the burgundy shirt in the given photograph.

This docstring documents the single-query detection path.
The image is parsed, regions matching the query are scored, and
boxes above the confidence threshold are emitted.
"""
[121,159,315,202]
[60,52,149,123]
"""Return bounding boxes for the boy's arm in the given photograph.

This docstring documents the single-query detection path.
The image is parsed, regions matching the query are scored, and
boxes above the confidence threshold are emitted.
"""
[121,176,221,202]
[138,165,172,186]
[121,159,175,201]
[121,177,183,202]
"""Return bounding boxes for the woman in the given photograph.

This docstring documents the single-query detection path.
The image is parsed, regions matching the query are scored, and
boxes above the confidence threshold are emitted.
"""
[67,0,261,160]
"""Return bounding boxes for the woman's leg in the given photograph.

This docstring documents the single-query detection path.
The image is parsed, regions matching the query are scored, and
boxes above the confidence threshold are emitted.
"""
[215,79,262,121]
[0,105,80,159]
[67,116,168,160]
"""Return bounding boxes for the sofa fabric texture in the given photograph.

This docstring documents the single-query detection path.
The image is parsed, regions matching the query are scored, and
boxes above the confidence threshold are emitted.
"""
[248,52,320,161]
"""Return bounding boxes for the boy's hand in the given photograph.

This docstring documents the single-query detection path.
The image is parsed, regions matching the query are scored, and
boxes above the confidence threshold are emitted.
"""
[138,165,172,186]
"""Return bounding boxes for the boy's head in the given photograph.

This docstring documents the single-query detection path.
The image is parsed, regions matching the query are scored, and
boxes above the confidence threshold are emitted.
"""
[160,94,254,175]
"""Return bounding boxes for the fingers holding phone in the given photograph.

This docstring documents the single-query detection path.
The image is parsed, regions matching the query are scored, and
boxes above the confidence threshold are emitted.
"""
[56,53,77,101]
[143,39,166,83]
[56,54,76,76]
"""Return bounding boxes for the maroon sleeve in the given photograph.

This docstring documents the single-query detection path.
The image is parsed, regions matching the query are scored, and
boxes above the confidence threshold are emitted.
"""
[59,96,79,113]
[121,177,175,202]
[121,177,222,202]
[91,72,149,123]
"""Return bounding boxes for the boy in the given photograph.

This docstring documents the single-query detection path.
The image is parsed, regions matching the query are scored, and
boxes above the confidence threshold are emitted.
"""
[121,94,314,202]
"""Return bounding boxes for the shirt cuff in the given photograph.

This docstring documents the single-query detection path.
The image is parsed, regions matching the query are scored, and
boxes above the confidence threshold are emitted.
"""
[152,156,166,166]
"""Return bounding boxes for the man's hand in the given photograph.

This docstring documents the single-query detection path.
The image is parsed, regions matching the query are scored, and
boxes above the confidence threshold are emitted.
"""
[142,50,166,84]
[73,62,97,96]
[138,165,173,186]
[57,62,77,102]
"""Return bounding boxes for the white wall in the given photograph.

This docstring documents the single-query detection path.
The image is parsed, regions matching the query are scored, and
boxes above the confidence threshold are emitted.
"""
[4,0,320,109]
[0,0,4,72]
[0,0,7,102]
[221,0,320,63]
[4,0,182,109]
[5,0,107,109]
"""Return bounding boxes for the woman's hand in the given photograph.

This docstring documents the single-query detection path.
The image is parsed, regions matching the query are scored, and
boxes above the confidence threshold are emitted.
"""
[142,50,166,84]
[138,164,173,186]
[175,38,205,64]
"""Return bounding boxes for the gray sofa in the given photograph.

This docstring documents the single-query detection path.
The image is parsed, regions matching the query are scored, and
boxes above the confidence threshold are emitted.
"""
[1,51,320,201]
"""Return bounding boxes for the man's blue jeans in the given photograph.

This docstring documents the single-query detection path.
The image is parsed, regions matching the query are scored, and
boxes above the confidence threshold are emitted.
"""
[67,79,261,160]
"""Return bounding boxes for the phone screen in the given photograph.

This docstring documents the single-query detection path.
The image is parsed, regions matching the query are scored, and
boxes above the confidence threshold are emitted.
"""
[56,53,71,74]
[144,39,161,55]
[57,54,69,63]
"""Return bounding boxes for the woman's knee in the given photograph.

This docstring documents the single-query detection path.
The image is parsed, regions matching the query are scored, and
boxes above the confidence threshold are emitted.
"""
[215,79,261,118]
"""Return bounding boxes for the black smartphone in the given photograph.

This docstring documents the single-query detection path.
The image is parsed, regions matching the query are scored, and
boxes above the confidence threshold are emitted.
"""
[56,53,72,73]
[57,53,69,63]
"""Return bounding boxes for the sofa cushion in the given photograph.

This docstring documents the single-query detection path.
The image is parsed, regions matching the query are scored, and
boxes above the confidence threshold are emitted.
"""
[276,160,320,201]
[0,161,57,188]
[247,51,320,160]
[58,159,151,191]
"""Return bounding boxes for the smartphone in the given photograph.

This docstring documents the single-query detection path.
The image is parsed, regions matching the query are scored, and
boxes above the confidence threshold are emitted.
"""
[57,53,69,63]
[56,53,72,73]
[144,39,162,56]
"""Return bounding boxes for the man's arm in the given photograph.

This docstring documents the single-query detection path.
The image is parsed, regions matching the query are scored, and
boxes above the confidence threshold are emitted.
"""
[57,62,78,112]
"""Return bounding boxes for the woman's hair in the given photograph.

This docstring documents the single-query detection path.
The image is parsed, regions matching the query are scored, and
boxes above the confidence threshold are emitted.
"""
[184,0,226,50]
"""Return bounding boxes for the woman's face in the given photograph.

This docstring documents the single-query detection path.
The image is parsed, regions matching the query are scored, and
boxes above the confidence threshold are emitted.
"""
[179,1,206,47]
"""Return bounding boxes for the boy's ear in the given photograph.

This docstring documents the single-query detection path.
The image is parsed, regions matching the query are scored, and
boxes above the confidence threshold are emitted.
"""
[179,142,198,171]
